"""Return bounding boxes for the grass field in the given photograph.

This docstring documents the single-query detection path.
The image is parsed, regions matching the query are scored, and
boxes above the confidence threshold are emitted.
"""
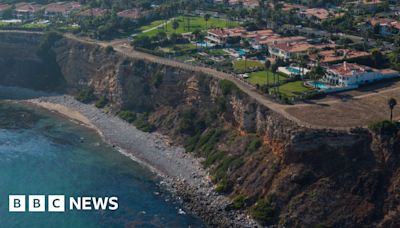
[159,43,197,53]
[21,23,48,29]
[139,16,238,37]
[233,60,264,72]
[277,81,314,97]
[247,71,287,85]
[140,20,166,31]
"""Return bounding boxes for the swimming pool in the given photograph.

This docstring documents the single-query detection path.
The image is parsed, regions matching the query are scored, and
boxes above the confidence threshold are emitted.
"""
[197,42,214,48]
[235,48,246,56]
[287,66,301,74]
[308,81,331,89]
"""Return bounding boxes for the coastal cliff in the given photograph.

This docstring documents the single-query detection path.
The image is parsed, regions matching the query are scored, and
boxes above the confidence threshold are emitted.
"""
[0,31,399,227]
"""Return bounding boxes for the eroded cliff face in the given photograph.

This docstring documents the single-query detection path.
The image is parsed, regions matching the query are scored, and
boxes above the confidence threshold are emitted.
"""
[0,32,399,227]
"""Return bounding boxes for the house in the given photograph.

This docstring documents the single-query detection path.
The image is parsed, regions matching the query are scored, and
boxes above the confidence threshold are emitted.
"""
[15,2,43,19]
[281,3,307,12]
[0,4,11,18]
[368,18,400,36]
[215,0,259,9]
[299,8,331,23]
[309,49,371,63]
[324,62,399,87]
[257,36,307,46]
[205,27,246,45]
[79,8,108,17]
[268,41,316,60]
[44,2,81,17]
[117,8,145,21]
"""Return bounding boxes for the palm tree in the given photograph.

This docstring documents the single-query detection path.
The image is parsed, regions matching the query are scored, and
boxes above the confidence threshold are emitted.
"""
[204,14,211,31]
[389,98,397,121]
[172,20,179,34]
[264,60,271,86]
[271,63,278,94]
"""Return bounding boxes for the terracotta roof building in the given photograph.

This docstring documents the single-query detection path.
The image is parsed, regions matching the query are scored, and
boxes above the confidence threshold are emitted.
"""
[324,62,399,87]
[15,2,43,19]
[44,2,81,17]
[117,8,143,20]
[79,8,108,17]
[310,49,371,63]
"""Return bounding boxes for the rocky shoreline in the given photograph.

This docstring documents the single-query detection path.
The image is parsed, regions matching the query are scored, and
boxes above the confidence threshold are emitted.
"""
[0,86,257,227]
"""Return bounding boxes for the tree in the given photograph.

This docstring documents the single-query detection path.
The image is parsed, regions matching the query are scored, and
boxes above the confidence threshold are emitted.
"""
[172,20,179,34]
[271,63,279,94]
[370,48,384,68]
[204,14,211,30]
[389,98,397,121]
[264,60,271,86]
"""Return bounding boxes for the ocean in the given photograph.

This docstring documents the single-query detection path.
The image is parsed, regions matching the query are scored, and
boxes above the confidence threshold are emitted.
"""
[0,102,205,228]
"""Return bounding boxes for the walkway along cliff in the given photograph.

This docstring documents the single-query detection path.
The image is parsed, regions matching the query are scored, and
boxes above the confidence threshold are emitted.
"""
[0,31,400,227]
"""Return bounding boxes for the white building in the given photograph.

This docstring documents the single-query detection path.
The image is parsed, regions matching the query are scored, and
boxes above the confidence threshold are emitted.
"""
[324,62,399,87]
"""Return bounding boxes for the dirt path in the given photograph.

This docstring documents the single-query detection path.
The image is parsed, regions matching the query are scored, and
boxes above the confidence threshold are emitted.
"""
[2,30,398,130]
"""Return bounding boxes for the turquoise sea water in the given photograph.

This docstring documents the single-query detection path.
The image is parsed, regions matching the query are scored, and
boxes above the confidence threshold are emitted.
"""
[0,102,205,228]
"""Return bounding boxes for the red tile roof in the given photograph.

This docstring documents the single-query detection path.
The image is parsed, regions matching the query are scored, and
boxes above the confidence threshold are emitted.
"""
[300,8,330,20]
[15,3,43,13]
[45,2,81,13]
[369,18,400,30]
[272,41,316,53]
[328,62,373,77]
[310,49,371,63]
[79,8,108,17]
[117,9,142,19]
[0,4,11,12]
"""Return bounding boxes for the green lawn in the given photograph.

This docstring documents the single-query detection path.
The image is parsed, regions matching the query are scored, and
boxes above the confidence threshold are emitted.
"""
[247,71,287,85]
[159,43,197,53]
[139,16,238,37]
[277,81,314,97]
[233,60,264,72]
[139,20,166,31]
[208,49,228,56]
[21,23,48,29]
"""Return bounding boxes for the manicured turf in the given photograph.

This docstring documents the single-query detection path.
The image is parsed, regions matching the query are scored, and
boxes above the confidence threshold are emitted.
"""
[139,20,166,31]
[247,71,287,85]
[233,60,264,72]
[159,43,197,53]
[21,23,48,29]
[208,49,228,56]
[139,16,238,37]
[277,81,314,97]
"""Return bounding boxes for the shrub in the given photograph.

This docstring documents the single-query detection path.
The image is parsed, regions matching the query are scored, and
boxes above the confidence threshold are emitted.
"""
[95,96,108,108]
[151,72,163,88]
[251,199,275,226]
[118,111,136,123]
[219,80,238,96]
[368,120,399,136]
[134,113,156,132]
[214,155,244,181]
[184,134,200,152]
[231,193,247,209]
[215,96,227,113]
[198,129,223,154]
[105,45,114,54]
[202,151,226,168]
[247,138,262,153]
[215,177,233,194]
[75,88,97,103]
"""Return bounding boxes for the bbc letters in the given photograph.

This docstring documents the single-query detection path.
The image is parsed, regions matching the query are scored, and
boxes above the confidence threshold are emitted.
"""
[9,195,119,212]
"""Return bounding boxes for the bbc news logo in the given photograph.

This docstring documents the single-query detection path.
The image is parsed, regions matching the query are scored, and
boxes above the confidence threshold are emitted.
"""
[9,195,119,212]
